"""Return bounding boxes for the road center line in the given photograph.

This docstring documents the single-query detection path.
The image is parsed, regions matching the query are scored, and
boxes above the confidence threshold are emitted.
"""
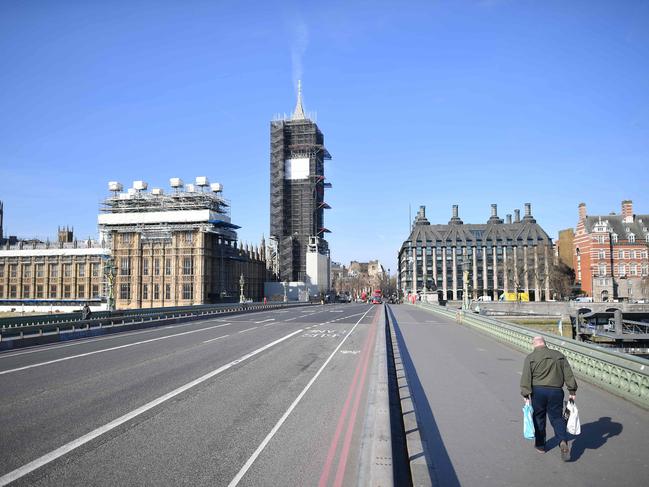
[203,335,229,344]
[227,307,374,487]
[0,323,233,376]
[238,327,258,334]
[0,329,304,487]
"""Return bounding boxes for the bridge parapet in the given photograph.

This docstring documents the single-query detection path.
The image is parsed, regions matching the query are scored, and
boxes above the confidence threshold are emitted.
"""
[415,303,649,410]
[473,301,649,317]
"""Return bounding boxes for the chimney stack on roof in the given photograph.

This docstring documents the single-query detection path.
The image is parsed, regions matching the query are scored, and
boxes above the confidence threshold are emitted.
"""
[506,214,512,224]
[488,203,503,224]
[578,202,587,221]
[522,203,536,223]
[413,205,430,226]
[449,204,463,225]
[622,200,633,223]
[514,209,521,223]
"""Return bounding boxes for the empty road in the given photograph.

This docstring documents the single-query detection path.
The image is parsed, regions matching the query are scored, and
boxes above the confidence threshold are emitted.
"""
[0,304,384,486]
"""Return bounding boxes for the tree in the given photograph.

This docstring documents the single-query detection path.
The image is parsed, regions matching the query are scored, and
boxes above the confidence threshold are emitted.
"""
[548,260,575,300]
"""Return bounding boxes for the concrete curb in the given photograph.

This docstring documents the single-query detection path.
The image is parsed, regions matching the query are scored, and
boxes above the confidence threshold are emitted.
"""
[359,306,394,487]
[386,306,433,487]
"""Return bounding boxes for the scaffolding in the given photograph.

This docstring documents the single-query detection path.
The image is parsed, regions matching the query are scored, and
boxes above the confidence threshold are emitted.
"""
[269,116,331,282]
[99,180,237,244]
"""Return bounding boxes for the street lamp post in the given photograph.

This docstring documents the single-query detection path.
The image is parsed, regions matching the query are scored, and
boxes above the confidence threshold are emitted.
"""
[239,273,245,303]
[283,280,288,303]
[103,257,117,312]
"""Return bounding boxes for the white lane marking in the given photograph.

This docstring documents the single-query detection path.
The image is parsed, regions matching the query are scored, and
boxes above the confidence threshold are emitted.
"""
[228,307,374,487]
[0,329,304,487]
[0,318,226,360]
[0,323,233,376]
[254,319,275,324]
[238,327,257,334]
[263,323,275,327]
[284,317,297,322]
[203,335,229,344]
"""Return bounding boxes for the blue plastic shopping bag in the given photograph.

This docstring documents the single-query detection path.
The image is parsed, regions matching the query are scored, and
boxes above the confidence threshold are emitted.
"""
[522,403,535,439]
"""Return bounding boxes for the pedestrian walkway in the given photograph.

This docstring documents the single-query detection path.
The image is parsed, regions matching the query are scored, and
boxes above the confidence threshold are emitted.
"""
[388,304,648,487]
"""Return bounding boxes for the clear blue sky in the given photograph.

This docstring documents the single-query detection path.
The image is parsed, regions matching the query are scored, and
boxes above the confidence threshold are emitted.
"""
[1,0,648,274]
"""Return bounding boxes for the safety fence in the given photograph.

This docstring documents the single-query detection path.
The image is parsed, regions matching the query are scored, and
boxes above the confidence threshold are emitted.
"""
[415,303,649,410]
[0,302,311,350]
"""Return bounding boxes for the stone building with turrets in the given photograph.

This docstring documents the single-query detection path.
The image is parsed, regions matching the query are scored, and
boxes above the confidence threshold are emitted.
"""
[398,204,553,301]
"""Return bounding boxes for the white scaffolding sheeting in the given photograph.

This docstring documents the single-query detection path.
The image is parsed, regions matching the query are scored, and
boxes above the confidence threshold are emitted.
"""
[98,210,230,226]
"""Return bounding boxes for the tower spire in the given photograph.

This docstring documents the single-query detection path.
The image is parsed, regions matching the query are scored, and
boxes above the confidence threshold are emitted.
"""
[291,80,306,120]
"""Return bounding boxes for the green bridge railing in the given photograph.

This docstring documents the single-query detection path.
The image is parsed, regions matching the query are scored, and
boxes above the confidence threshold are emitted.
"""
[414,303,649,410]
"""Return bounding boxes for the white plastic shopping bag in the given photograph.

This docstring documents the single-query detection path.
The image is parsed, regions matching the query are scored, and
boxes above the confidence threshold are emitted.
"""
[522,403,535,439]
[566,400,581,435]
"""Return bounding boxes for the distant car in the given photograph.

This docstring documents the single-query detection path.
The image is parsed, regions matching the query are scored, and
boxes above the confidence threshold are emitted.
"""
[371,297,382,304]
[573,296,593,303]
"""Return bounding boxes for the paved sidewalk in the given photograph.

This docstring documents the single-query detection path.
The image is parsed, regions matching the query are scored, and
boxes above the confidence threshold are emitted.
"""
[388,304,648,487]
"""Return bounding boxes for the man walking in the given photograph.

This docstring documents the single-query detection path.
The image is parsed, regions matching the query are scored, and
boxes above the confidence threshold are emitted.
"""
[520,336,578,461]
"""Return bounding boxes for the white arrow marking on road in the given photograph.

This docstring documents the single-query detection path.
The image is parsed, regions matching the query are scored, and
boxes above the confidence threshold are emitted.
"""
[0,329,304,487]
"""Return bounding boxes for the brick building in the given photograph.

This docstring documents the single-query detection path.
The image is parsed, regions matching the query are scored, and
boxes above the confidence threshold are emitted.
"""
[573,200,649,302]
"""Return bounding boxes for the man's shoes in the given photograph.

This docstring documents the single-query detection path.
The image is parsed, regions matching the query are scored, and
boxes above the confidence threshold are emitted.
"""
[560,441,570,462]
[535,445,545,454]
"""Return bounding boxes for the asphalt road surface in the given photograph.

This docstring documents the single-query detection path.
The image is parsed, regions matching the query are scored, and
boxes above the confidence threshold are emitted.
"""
[0,303,384,486]
[389,304,649,487]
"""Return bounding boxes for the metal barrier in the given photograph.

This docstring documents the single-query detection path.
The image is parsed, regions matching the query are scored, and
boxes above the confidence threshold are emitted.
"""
[414,303,649,410]
[0,302,312,347]
[0,302,279,329]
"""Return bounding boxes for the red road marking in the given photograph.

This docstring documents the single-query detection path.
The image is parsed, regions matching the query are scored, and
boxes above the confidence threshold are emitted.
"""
[318,307,380,487]
[333,311,379,487]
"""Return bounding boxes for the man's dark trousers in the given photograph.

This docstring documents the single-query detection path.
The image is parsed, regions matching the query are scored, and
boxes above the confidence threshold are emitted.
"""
[531,386,568,447]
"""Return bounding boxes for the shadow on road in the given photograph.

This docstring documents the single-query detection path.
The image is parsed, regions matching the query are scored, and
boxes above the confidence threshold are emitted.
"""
[570,416,623,461]
[387,306,461,487]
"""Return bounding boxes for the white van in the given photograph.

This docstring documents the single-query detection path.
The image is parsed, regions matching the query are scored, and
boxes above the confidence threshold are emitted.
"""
[574,296,593,303]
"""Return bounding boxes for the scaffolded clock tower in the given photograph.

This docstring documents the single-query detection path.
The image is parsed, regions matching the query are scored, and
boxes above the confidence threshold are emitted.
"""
[269,82,331,287]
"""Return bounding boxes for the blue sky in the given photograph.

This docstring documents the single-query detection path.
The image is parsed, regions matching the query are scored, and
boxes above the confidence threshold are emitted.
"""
[1,0,648,273]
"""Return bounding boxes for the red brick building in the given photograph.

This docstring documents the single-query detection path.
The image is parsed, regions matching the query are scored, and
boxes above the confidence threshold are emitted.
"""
[573,200,649,302]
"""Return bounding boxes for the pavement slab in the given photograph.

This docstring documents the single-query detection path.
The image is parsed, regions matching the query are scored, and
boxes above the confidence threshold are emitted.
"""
[388,304,649,487]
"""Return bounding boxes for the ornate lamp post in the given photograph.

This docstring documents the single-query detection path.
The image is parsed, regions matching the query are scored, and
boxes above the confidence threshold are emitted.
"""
[103,257,117,312]
[239,273,245,303]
